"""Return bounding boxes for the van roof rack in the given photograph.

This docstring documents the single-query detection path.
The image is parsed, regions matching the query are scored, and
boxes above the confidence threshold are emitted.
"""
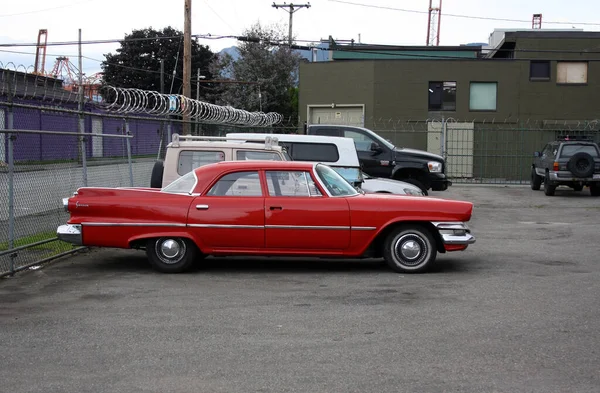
[556,135,593,141]
[171,133,279,149]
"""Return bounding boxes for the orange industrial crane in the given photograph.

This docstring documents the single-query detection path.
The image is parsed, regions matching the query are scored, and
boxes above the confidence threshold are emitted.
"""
[34,29,48,75]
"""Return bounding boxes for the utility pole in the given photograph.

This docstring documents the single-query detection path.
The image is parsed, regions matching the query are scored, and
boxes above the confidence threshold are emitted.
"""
[272,2,311,45]
[183,0,192,134]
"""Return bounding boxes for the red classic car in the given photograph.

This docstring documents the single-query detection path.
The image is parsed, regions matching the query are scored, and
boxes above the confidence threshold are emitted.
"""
[57,161,475,273]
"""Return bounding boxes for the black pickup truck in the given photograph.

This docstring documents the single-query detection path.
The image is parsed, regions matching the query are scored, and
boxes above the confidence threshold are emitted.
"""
[307,124,450,195]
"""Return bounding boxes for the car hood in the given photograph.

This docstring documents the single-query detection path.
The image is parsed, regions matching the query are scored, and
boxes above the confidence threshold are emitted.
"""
[348,192,473,222]
[394,147,444,162]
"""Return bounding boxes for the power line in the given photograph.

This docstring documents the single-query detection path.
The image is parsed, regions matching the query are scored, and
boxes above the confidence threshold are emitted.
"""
[327,0,600,27]
[0,0,96,17]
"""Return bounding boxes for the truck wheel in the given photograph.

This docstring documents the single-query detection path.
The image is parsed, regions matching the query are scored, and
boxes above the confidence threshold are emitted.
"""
[591,184,600,196]
[530,167,542,190]
[150,160,164,188]
[402,178,428,196]
[383,225,437,273]
[146,237,198,273]
[544,181,556,196]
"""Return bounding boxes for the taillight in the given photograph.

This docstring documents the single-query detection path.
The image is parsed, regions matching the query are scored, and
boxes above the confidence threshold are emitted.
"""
[553,162,559,171]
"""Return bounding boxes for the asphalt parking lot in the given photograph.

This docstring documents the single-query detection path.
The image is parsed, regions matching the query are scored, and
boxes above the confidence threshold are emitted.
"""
[1,185,599,393]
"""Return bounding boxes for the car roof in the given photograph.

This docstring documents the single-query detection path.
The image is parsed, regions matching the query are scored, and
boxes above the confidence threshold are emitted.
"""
[192,160,318,189]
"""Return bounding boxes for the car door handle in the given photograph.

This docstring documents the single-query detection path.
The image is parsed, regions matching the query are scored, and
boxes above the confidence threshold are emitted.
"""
[269,206,283,211]
[196,204,209,210]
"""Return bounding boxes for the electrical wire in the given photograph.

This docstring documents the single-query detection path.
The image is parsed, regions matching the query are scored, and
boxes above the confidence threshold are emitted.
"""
[0,0,96,18]
[327,0,600,27]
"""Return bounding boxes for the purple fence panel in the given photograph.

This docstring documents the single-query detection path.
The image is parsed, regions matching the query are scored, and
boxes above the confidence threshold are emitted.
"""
[40,111,79,161]
[102,117,127,158]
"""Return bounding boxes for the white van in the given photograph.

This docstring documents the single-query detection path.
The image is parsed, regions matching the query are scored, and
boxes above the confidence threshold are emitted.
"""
[225,133,424,196]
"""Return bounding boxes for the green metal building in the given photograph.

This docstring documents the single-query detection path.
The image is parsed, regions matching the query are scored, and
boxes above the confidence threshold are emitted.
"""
[298,31,600,183]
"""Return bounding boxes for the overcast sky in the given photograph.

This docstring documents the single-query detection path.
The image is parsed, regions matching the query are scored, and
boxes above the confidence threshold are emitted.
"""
[1,0,599,75]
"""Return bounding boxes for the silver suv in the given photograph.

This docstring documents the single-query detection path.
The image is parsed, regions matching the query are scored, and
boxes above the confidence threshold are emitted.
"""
[531,136,600,196]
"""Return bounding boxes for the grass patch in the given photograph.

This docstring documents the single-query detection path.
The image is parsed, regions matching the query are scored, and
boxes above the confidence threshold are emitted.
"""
[0,231,74,255]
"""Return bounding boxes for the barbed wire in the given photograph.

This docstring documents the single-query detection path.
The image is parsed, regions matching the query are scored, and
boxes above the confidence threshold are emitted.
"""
[98,86,283,126]
[0,61,81,103]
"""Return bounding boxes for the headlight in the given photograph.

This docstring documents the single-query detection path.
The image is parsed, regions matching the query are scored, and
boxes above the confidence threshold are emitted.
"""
[403,188,424,196]
[427,161,442,173]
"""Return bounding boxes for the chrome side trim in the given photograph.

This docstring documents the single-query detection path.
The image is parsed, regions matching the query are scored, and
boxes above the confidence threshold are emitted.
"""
[265,225,350,230]
[351,226,377,231]
[57,224,82,245]
[82,222,187,227]
[188,224,263,229]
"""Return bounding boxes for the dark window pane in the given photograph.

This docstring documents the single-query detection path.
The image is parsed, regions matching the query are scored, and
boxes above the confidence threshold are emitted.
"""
[530,61,550,79]
[290,142,339,162]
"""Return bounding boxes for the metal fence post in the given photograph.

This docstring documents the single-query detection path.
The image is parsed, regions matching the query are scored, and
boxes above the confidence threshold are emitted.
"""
[79,115,88,187]
[441,116,447,160]
[125,120,134,187]
[7,107,15,275]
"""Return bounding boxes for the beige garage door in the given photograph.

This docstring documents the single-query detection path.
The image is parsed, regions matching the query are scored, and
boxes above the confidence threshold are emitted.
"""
[308,106,364,127]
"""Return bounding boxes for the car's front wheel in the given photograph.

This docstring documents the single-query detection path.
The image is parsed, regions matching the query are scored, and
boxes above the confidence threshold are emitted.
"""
[383,225,437,273]
[146,237,198,273]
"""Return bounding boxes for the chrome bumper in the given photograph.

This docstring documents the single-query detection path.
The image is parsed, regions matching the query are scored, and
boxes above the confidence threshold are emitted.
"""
[432,222,476,245]
[57,224,82,245]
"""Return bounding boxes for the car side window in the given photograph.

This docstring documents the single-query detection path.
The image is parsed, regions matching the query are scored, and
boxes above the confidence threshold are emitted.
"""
[344,130,375,152]
[236,150,282,161]
[178,150,225,175]
[206,171,262,197]
[266,171,322,197]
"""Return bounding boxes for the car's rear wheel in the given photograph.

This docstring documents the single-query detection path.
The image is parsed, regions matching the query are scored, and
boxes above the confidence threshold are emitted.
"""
[544,172,556,196]
[146,237,198,273]
[530,167,542,190]
[383,225,437,273]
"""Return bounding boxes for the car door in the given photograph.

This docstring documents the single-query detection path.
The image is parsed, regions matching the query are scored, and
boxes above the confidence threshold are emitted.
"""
[343,129,393,178]
[263,170,351,251]
[187,170,265,249]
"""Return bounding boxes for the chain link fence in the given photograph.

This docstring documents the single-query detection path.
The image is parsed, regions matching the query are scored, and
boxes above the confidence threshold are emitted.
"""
[0,100,287,276]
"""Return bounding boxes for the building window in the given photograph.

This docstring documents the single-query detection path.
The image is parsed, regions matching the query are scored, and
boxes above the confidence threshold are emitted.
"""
[428,81,456,111]
[557,62,588,84]
[530,61,550,81]
[469,82,497,111]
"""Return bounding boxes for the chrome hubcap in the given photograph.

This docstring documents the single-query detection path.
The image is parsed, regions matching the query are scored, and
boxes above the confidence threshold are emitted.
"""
[156,238,186,264]
[400,240,421,260]
[393,234,428,267]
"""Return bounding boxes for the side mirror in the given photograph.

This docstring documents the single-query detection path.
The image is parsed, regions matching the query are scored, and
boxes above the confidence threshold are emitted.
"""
[370,142,383,154]
[534,151,541,157]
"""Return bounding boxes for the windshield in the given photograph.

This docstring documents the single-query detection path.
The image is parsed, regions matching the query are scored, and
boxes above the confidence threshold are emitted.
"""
[161,170,197,194]
[331,167,363,185]
[363,128,396,150]
[315,164,359,197]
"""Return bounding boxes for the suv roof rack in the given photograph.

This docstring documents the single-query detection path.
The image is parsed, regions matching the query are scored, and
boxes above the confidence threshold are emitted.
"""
[556,135,594,141]
[171,133,279,149]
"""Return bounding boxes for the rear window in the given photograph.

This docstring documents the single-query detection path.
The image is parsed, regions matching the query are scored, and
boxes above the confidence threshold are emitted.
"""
[178,150,225,175]
[560,144,599,158]
[285,142,340,162]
